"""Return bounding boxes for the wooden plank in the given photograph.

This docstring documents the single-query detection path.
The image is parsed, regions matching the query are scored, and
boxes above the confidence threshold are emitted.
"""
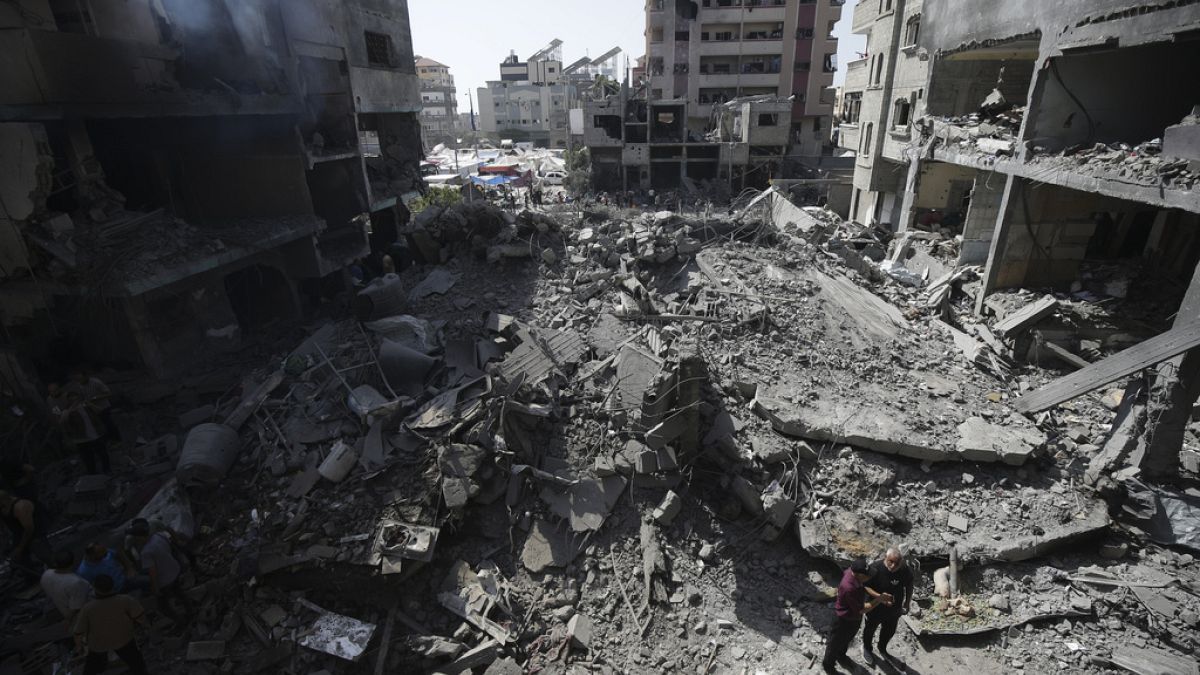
[1014,321,1200,413]
[994,294,1058,337]
[1039,341,1091,370]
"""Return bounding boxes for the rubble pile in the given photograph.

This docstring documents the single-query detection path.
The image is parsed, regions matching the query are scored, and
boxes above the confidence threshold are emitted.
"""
[1028,138,1200,190]
[7,190,1200,675]
[923,105,1025,158]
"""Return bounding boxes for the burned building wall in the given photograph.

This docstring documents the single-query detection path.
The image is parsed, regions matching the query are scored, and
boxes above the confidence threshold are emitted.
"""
[87,116,314,223]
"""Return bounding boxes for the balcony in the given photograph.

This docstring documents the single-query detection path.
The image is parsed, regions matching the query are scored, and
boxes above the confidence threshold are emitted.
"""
[697,72,780,88]
[843,58,868,90]
[697,39,781,56]
[851,0,877,32]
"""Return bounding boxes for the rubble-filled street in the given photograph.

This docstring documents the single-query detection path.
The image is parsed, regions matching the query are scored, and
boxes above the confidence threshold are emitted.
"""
[2,1,1200,674]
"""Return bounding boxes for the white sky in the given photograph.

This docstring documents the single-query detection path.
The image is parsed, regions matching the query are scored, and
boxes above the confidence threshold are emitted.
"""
[408,0,870,115]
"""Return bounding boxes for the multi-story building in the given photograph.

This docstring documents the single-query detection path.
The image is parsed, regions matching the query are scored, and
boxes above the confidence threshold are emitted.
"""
[837,0,927,227]
[0,0,424,376]
[477,42,572,148]
[415,56,458,147]
[840,0,1200,477]
[646,0,844,158]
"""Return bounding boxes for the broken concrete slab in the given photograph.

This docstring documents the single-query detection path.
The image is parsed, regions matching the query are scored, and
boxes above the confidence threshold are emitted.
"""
[433,639,499,675]
[438,444,489,509]
[1109,645,1199,675]
[800,500,1110,564]
[521,519,580,573]
[756,388,1043,465]
[409,268,460,301]
[567,613,593,649]
[495,324,587,384]
[955,416,1044,466]
[541,475,627,532]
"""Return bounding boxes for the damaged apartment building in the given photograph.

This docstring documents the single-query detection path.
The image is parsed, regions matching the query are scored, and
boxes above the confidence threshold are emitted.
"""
[0,0,425,376]
[582,0,843,191]
[840,0,1200,476]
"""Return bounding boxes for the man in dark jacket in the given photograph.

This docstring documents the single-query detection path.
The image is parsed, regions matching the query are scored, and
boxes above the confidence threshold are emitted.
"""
[823,559,892,674]
[863,547,915,665]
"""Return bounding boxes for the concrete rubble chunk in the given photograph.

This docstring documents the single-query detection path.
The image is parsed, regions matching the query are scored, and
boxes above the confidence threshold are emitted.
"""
[653,490,683,525]
[566,613,593,649]
[521,519,579,573]
[948,513,970,532]
[186,641,225,661]
[541,475,627,532]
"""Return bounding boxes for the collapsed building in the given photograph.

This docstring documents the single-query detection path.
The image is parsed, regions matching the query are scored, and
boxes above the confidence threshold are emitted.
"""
[2,2,1200,675]
[0,0,425,376]
[840,0,1200,477]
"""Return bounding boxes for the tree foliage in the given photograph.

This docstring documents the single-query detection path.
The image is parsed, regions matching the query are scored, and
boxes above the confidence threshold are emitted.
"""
[564,147,592,194]
[410,186,463,213]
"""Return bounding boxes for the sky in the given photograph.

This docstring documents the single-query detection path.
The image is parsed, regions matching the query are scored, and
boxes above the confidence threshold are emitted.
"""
[407,0,868,114]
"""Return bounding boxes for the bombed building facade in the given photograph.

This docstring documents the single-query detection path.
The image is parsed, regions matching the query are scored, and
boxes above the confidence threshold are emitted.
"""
[839,0,1200,481]
[0,0,424,376]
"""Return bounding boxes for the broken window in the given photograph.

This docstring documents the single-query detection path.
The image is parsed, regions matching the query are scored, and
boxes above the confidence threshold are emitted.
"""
[758,113,779,127]
[365,31,393,67]
[904,14,921,47]
[893,98,911,127]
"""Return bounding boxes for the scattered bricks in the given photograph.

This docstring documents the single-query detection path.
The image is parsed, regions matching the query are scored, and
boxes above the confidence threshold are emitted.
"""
[730,476,763,515]
[566,613,593,650]
[259,605,287,629]
[948,513,970,533]
[636,450,658,475]
[656,447,678,472]
[186,641,226,661]
[653,491,683,526]
[1099,542,1128,559]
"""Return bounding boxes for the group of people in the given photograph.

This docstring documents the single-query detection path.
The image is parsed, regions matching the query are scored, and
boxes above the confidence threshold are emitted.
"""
[38,519,193,674]
[823,547,915,674]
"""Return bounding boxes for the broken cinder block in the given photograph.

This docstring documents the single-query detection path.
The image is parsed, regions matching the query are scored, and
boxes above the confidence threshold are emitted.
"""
[653,490,683,526]
[566,613,593,649]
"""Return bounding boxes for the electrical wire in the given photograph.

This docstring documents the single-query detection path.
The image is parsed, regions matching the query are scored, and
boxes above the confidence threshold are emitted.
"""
[1049,59,1096,146]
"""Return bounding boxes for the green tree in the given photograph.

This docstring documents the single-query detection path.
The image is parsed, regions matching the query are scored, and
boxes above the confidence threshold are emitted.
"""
[410,186,462,213]
[564,147,591,194]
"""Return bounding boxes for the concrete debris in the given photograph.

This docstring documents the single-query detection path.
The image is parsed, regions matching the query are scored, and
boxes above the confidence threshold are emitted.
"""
[17,153,1200,675]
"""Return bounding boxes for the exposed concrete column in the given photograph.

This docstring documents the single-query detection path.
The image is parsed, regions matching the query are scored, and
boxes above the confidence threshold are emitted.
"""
[895,147,923,233]
[973,173,1018,315]
[1140,260,1200,480]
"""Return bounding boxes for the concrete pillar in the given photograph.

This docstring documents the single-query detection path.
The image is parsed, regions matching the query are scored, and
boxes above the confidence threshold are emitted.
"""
[973,173,1018,315]
[1140,260,1200,479]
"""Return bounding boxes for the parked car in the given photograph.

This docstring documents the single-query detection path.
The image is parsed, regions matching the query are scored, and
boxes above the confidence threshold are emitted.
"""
[541,170,566,185]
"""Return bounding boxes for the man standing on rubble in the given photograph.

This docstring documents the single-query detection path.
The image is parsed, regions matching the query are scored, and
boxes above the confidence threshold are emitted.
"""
[74,574,149,675]
[822,559,891,674]
[862,547,914,666]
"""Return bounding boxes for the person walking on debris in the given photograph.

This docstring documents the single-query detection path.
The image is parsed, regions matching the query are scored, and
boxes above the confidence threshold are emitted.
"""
[74,574,149,675]
[126,520,189,622]
[69,368,116,443]
[862,547,915,666]
[823,559,892,674]
[48,383,110,474]
[42,549,92,631]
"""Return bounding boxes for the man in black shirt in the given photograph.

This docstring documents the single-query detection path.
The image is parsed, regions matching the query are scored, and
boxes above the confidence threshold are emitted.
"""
[862,547,914,665]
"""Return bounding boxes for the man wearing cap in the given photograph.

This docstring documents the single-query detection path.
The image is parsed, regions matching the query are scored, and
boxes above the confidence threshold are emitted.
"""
[74,574,148,675]
[862,547,915,666]
[822,559,892,674]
